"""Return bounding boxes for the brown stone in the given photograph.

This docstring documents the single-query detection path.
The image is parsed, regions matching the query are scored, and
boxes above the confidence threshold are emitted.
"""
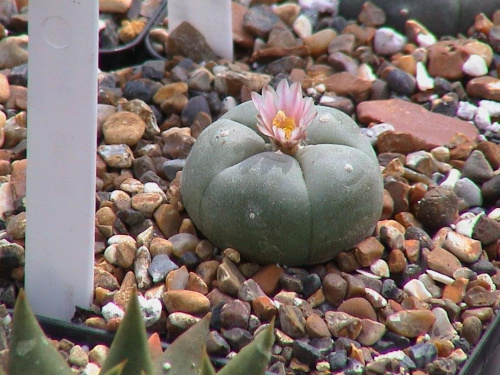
[303,29,337,57]
[357,1,386,27]
[404,239,421,263]
[167,21,217,62]
[251,296,278,320]
[336,251,361,273]
[385,310,436,338]
[424,247,462,278]
[279,305,306,338]
[442,278,468,303]
[467,76,500,101]
[186,272,209,295]
[324,311,362,340]
[162,290,211,315]
[337,297,377,321]
[475,141,500,169]
[357,319,386,346]
[251,264,284,296]
[217,257,246,296]
[354,237,385,267]
[357,99,480,149]
[306,313,331,339]
[102,111,146,146]
[324,72,371,102]
[388,249,407,273]
[10,158,26,202]
[154,204,182,238]
[464,286,497,307]
[322,272,347,306]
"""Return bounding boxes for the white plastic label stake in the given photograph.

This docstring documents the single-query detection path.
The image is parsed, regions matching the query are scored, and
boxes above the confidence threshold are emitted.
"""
[168,0,233,60]
[25,0,98,321]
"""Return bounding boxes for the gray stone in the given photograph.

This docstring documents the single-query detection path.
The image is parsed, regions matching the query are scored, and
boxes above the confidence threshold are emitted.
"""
[454,178,483,207]
[148,254,178,283]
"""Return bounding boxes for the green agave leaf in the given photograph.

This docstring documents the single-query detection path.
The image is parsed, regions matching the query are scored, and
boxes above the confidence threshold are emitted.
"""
[200,351,216,375]
[217,318,275,375]
[100,289,154,375]
[102,361,127,375]
[8,289,72,375]
[153,313,211,375]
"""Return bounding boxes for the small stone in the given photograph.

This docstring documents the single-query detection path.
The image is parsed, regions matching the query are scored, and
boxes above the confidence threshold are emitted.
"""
[251,296,278,321]
[220,299,251,329]
[243,4,280,38]
[403,279,432,302]
[324,311,362,340]
[102,111,146,146]
[461,316,482,345]
[293,14,313,39]
[251,264,284,296]
[162,290,210,315]
[441,230,482,263]
[385,310,436,338]
[337,297,377,321]
[454,178,483,207]
[69,345,89,367]
[154,204,182,238]
[303,29,337,57]
[327,350,348,372]
[386,68,416,96]
[322,273,347,306]
[97,144,134,168]
[462,54,488,77]
[167,21,217,62]
[416,187,460,230]
[324,72,371,102]
[217,258,246,296]
[169,233,199,258]
[104,242,135,268]
[357,1,385,27]
[370,259,390,278]
[222,327,253,351]
[237,279,266,301]
[424,247,462,278]
[467,76,500,101]
[409,342,438,369]
[373,27,406,55]
[416,61,435,91]
[0,36,28,69]
[292,340,322,367]
[431,307,457,340]
[357,319,386,346]
[148,254,178,283]
[482,175,500,203]
[354,237,384,267]
[464,286,496,307]
[306,313,331,339]
[472,214,500,245]
[279,305,306,338]
[388,249,407,274]
[461,150,494,184]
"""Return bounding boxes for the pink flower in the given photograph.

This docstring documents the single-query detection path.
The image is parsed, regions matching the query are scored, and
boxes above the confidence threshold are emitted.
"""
[251,79,317,154]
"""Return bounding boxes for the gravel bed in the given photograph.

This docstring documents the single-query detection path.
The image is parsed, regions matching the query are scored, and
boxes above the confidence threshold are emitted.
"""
[1,1,500,374]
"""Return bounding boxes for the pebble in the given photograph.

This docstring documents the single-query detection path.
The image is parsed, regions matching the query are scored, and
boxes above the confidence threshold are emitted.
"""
[162,290,210,315]
[373,28,406,55]
[148,254,178,283]
[409,342,438,370]
[441,230,482,263]
[337,297,377,321]
[217,257,246,296]
[461,316,483,345]
[0,36,28,69]
[461,150,494,184]
[220,299,251,329]
[454,178,483,207]
[102,111,146,146]
[416,187,459,230]
[354,236,384,267]
[386,68,416,96]
[462,54,488,77]
[167,21,217,62]
[385,310,436,338]
[243,5,280,38]
[279,305,306,338]
[322,273,347,306]
[324,311,362,340]
[97,144,134,168]
[223,327,253,351]
[403,279,432,302]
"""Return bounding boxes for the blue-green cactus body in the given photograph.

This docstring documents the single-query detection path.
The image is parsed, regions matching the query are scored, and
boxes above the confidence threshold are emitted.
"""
[181,102,383,266]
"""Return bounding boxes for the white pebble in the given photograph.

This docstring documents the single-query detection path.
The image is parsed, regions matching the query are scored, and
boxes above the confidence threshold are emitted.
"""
[439,168,461,189]
[455,213,483,238]
[357,63,377,82]
[426,270,454,285]
[222,96,237,112]
[365,288,387,308]
[356,269,381,279]
[293,14,313,39]
[474,107,492,131]
[416,33,436,47]
[416,61,434,91]
[462,54,488,77]
[370,259,390,278]
[81,363,101,375]
[102,302,124,322]
[108,234,136,247]
[479,99,500,117]
[138,296,163,327]
[144,182,167,201]
[373,27,407,55]
[403,279,433,302]
[298,0,338,13]
[456,101,478,121]
[488,208,500,221]
[477,274,496,291]
[488,122,500,133]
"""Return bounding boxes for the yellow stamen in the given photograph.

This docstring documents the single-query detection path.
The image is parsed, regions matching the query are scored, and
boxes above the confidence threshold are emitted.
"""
[272,110,296,139]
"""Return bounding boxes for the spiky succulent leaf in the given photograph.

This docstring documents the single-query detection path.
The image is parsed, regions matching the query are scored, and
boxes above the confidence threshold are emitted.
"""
[102,361,127,375]
[217,318,275,375]
[200,351,217,375]
[8,289,73,375]
[100,289,154,375]
[148,332,163,361]
[153,313,211,375]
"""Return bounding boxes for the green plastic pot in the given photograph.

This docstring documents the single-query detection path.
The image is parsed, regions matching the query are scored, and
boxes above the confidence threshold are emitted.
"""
[181,102,383,266]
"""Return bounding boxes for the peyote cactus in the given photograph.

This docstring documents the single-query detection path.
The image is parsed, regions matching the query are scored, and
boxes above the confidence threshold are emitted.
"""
[181,80,384,266]
[4,290,274,375]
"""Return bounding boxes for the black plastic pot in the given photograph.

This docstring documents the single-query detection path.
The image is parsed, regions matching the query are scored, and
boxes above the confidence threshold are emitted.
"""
[18,308,500,375]
[338,0,500,37]
[98,0,167,71]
